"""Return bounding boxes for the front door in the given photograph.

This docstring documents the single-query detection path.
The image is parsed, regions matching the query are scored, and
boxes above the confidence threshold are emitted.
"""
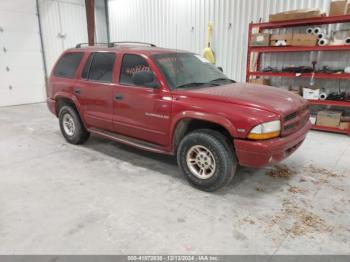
[75,52,116,131]
[112,54,172,146]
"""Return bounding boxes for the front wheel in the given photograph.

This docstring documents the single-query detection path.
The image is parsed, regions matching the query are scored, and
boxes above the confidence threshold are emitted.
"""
[177,129,237,192]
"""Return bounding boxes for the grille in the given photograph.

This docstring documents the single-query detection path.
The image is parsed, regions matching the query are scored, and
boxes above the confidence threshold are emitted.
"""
[282,105,310,136]
[284,112,297,122]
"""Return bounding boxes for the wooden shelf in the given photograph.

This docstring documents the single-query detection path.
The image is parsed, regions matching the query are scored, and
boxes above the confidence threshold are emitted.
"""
[251,14,350,29]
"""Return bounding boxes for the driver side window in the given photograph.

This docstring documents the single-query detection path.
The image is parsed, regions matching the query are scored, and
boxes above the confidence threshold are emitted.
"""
[120,54,154,86]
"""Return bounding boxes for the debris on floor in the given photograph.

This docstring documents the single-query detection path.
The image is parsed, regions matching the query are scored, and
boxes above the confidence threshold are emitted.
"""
[255,187,265,192]
[241,216,256,225]
[304,164,338,178]
[283,199,334,237]
[288,186,304,194]
[265,164,296,179]
[265,199,334,238]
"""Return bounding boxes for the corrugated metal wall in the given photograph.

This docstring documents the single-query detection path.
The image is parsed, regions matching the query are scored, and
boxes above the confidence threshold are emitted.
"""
[39,0,108,73]
[108,0,348,82]
[39,0,88,72]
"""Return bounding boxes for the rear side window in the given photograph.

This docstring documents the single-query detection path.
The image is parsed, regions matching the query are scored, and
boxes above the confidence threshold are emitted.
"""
[120,54,152,85]
[54,52,83,78]
[82,52,115,83]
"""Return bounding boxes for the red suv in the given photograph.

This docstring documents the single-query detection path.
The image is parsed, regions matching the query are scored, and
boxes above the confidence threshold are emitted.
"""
[47,42,311,191]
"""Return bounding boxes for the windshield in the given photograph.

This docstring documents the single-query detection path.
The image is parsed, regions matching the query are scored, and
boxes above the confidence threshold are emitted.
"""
[152,52,234,89]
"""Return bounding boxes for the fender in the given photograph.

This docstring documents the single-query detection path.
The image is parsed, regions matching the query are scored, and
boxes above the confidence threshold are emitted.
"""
[54,91,87,127]
[170,111,238,151]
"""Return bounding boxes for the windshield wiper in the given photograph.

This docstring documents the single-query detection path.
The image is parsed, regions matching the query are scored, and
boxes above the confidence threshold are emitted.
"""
[209,78,235,83]
[176,82,219,89]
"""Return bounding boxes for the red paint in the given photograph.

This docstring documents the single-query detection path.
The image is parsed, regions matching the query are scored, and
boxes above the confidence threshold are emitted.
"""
[47,46,311,168]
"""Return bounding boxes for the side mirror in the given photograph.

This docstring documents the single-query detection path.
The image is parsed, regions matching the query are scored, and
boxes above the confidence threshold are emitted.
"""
[132,71,159,88]
[217,66,223,72]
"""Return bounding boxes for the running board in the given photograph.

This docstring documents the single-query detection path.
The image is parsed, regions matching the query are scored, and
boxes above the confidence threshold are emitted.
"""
[89,128,172,155]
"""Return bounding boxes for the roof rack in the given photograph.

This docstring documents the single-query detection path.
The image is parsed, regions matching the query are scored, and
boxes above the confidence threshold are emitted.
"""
[75,42,157,49]
[75,43,110,48]
[109,41,156,47]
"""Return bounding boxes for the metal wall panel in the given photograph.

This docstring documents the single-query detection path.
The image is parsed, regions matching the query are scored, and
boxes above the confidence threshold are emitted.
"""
[108,0,350,83]
[0,0,46,106]
[39,0,88,73]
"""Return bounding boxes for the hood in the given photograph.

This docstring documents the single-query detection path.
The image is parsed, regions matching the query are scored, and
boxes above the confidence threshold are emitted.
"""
[173,83,307,116]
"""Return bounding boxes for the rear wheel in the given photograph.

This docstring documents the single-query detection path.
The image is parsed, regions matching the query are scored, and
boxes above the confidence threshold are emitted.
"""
[177,129,237,192]
[59,105,90,144]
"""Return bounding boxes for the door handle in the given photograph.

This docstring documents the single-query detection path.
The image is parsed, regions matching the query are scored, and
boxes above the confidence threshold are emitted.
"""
[74,88,81,95]
[115,93,123,100]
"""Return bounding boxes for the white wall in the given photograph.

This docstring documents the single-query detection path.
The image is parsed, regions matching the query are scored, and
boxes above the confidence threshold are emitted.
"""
[0,0,46,106]
[108,0,345,82]
[39,0,88,73]
[96,0,108,43]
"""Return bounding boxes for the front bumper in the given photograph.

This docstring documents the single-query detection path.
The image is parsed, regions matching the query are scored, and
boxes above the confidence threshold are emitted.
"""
[234,121,311,168]
[47,98,56,116]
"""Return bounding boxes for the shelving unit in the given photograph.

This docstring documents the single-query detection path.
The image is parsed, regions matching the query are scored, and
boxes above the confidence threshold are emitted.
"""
[247,15,350,136]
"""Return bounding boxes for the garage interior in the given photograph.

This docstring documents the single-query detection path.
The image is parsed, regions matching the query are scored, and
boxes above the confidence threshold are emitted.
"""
[0,0,350,256]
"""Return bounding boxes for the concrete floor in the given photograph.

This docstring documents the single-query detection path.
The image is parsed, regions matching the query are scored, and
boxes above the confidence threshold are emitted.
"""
[0,103,349,255]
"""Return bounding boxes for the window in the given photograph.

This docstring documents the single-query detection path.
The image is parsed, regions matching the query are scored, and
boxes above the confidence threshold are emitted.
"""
[81,53,94,79]
[120,54,153,85]
[153,53,232,89]
[54,52,83,78]
[83,52,115,83]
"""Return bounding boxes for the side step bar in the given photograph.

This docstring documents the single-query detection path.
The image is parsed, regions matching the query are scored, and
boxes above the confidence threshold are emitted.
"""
[89,128,172,155]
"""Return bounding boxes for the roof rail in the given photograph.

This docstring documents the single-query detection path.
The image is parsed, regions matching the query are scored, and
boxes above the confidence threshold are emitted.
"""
[109,41,156,47]
[75,43,110,48]
[75,42,156,49]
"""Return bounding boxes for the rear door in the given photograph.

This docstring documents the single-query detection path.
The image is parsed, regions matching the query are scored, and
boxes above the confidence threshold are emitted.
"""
[74,51,116,131]
[112,53,172,146]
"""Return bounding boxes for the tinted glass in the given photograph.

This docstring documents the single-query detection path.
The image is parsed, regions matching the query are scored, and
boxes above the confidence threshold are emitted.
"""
[88,52,115,82]
[81,53,94,79]
[153,53,233,89]
[54,52,83,78]
[120,54,153,85]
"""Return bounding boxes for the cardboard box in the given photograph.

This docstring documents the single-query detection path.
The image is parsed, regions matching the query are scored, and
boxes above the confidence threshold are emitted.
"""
[346,2,350,14]
[339,122,350,130]
[316,110,342,128]
[303,87,320,100]
[310,115,317,125]
[269,9,322,22]
[270,34,293,46]
[250,33,270,46]
[329,0,347,16]
[292,34,318,46]
[341,116,350,122]
[249,78,271,86]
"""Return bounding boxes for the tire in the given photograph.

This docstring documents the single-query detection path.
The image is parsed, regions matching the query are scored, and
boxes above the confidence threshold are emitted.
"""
[177,129,237,192]
[58,105,90,144]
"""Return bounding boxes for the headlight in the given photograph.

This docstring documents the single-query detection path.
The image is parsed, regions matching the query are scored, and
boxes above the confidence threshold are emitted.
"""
[247,120,281,140]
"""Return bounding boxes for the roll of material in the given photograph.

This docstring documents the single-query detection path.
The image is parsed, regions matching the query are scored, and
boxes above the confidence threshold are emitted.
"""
[319,92,328,100]
[313,27,324,35]
[345,37,350,45]
[318,38,329,46]
[306,27,314,34]
[275,40,287,46]
[317,33,328,40]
